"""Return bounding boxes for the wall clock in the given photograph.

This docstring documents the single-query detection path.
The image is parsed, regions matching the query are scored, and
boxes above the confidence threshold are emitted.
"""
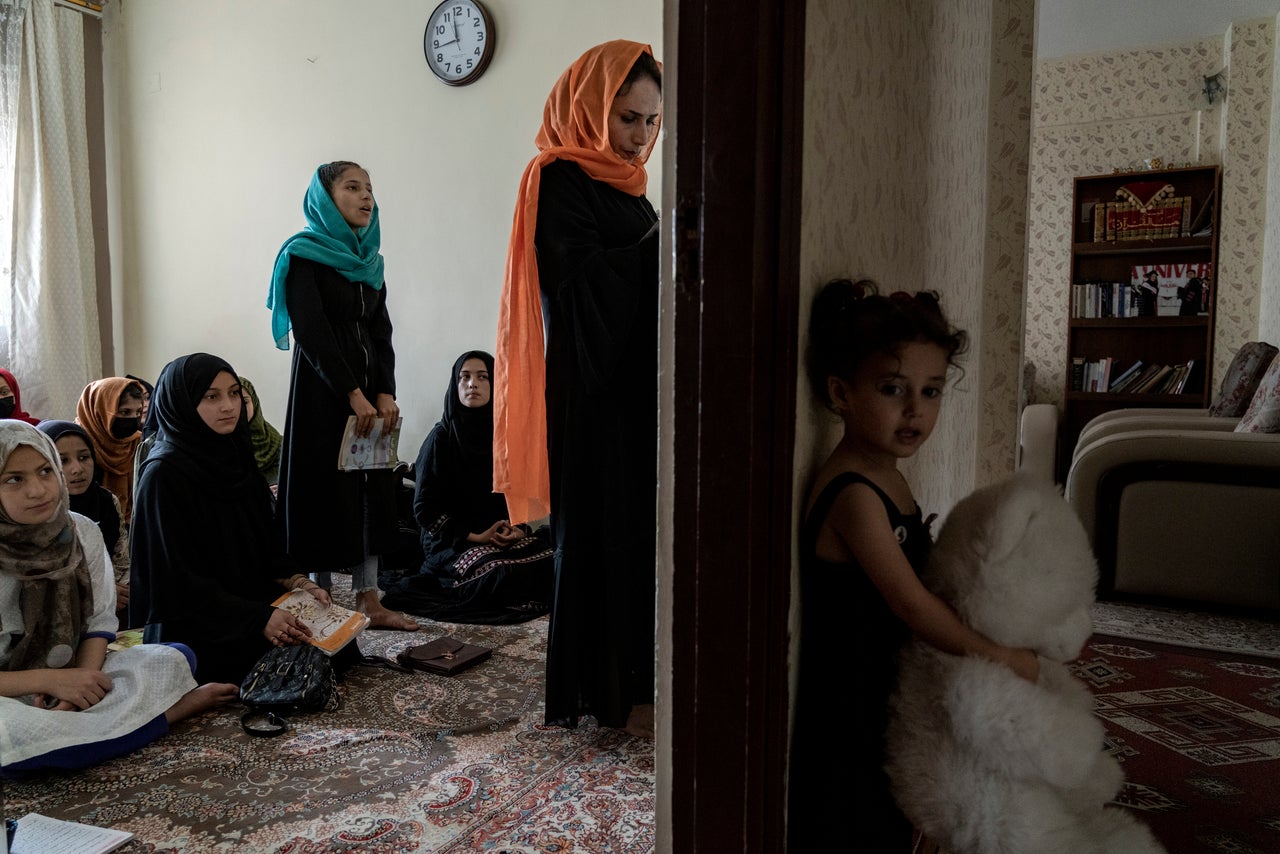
[424,0,496,86]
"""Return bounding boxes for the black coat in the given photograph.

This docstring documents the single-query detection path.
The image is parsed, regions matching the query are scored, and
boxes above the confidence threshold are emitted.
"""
[130,353,290,684]
[276,257,398,570]
[536,159,659,728]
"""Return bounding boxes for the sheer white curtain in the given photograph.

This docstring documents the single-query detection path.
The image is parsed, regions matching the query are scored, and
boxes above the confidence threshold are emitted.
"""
[2,0,100,420]
[0,0,31,369]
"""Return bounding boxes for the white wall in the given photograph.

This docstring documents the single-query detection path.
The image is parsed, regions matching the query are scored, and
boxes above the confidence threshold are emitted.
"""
[101,0,662,455]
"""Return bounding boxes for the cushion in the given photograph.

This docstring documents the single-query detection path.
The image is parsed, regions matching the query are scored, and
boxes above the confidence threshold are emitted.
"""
[1236,352,1280,433]
[1209,341,1279,417]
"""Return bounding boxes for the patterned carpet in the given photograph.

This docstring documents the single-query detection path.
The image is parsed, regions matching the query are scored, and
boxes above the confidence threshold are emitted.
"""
[0,604,655,852]
[1075,633,1280,853]
[1092,601,1280,659]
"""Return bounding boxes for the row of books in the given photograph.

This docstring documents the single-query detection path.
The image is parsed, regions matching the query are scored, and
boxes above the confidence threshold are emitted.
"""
[1071,281,1154,319]
[1069,357,1198,395]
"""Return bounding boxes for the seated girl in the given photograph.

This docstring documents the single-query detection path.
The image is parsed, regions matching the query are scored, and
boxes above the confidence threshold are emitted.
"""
[0,367,40,424]
[239,375,283,487]
[382,351,553,624]
[75,377,145,523]
[129,353,331,684]
[37,420,131,615]
[0,421,236,777]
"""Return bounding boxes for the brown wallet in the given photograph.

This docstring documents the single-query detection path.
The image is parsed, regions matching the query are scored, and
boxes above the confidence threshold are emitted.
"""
[396,636,492,676]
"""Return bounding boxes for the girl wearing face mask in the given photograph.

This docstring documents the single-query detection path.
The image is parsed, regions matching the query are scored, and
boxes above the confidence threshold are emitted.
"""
[0,368,40,425]
[382,351,553,624]
[37,421,130,614]
[75,378,145,523]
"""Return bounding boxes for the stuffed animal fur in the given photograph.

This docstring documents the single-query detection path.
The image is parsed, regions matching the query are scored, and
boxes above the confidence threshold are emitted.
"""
[885,473,1165,854]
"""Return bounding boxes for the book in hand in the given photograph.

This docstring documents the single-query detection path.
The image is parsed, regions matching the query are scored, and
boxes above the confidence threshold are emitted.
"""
[270,590,369,655]
[337,415,402,471]
[10,813,133,854]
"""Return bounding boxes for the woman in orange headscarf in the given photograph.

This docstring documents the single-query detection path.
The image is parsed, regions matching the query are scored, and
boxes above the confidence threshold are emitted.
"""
[494,40,661,737]
[76,377,145,522]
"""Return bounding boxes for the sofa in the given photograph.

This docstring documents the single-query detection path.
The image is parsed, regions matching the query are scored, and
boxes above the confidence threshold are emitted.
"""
[1065,343,1280,613]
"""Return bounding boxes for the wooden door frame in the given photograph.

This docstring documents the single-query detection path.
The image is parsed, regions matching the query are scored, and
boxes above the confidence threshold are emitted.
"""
[665,0,805,850]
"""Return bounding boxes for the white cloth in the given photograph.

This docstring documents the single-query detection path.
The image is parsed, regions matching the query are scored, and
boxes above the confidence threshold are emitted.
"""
[0,515,196,767]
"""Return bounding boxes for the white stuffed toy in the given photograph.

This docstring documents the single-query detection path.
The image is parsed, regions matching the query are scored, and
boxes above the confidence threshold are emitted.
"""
[885,473,1164,854]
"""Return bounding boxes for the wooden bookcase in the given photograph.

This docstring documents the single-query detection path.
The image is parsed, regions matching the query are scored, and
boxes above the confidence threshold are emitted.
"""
[1058,165,1221,482]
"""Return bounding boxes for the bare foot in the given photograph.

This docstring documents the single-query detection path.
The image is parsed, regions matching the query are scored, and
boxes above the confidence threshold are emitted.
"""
[624,703,655,740]
[355,592,420,631]
[165,682,238,724]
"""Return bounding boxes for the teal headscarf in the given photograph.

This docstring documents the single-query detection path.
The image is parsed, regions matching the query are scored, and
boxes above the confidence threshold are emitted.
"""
[266,165,386,350]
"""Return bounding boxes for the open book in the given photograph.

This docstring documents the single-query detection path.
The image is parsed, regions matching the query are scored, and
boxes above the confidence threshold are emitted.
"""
[337,415,402,471]
[270,590,369,655]
[10,813,132,854]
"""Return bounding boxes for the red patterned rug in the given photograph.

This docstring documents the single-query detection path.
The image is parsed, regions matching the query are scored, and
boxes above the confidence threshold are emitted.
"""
[1074,634,1280,854]
[0,613,655,853]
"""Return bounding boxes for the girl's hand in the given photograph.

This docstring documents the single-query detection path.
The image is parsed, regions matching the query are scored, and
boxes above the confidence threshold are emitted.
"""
[348,389,378,437]
[470,520,510,546]
[374,393,399,429]
[264,608,313,647]
[304,583,331,607]
[490,522,523,549]
[33,668,113,711]
[1004,647,1040,683]
[115,581,130,611]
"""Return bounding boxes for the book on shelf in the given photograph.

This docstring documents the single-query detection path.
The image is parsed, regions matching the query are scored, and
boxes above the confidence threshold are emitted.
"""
[337,416,402,472]
[1069,355,1086,392]
[269,590,369,655]
[10,812,133,853]
[1129,364,1174,394]
[1130,262,1214,317]
[1188,187,1216,236]
[1106,360,1143,392]
[1174,359,1197,393]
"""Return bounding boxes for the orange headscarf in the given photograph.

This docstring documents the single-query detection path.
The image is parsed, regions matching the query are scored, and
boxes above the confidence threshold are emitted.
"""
[493,39,660,524]
[75,377,143,520]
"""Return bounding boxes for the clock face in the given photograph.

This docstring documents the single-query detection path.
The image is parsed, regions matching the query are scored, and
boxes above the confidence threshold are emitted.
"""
[424,0,495,86]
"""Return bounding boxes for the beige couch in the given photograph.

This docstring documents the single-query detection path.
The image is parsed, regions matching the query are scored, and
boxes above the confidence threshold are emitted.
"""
[1065,411,1280,612]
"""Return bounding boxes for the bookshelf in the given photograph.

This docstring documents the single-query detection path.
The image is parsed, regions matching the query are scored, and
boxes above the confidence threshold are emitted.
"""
[1059,165,1221,481]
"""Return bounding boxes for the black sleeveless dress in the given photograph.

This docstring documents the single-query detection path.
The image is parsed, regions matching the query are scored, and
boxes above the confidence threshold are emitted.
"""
[788,472,933,851]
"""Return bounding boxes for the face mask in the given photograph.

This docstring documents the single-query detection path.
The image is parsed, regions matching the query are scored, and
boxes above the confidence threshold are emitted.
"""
[110,416,141,439]
[0,397,14,419]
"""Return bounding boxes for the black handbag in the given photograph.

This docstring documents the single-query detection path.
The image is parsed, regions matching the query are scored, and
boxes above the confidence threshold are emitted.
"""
[239,644,339,736]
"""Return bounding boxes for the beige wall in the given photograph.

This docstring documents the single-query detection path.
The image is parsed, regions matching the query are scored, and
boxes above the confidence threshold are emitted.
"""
[1024,18,1278,409]
[101,0,662,455]
[797,0,1034,526]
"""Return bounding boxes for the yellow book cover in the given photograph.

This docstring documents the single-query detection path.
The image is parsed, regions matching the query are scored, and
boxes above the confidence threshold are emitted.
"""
[270,591,370,655]
[107,628,143,651]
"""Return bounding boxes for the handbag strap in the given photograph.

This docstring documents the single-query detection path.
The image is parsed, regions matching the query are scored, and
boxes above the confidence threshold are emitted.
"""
[241,710,289,737]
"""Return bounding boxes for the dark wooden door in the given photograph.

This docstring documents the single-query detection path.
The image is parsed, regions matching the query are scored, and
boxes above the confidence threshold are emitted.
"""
[668,1,805,850]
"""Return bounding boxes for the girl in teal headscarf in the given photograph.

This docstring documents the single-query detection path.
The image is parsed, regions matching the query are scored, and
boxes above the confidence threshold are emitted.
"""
[268,161,418,632]
[266,164,386,351]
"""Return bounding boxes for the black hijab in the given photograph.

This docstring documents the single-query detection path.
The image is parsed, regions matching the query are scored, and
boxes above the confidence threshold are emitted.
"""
[37,419,123,555]
[442,350,495,474]
[141,353,259,495]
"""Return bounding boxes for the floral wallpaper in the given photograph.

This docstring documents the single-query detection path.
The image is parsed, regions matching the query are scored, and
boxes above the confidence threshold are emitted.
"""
[1026,20,1277,417]
[796,0,1034,524]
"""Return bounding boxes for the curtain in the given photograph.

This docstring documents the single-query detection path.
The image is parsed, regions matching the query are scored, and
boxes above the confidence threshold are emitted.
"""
[3,0,100,421]
[0,0,32,366]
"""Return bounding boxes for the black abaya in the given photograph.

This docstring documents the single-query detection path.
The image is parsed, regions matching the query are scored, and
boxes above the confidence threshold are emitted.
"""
[535,159,659,728]
[276,257,398,570]
[129,354,290,684]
